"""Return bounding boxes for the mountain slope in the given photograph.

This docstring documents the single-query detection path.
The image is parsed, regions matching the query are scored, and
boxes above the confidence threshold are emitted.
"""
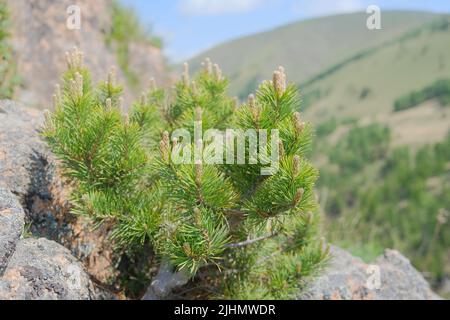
[302,15,450,147]
[188,11,438,98]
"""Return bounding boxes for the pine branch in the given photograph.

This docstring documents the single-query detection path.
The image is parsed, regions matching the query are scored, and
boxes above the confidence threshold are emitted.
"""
[225,232,279,248]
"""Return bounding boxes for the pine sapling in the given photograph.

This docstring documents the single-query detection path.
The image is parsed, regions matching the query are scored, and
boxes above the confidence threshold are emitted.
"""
[44,48,329,300]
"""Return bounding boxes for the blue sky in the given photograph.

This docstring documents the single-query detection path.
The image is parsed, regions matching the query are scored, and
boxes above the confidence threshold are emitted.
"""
[122,0,450,62]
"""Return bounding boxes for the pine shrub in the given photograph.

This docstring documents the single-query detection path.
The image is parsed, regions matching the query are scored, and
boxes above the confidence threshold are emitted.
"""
[43,49,328,299]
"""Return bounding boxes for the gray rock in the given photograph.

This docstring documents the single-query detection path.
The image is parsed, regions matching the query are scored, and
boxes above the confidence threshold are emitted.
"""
[0,238,95,300]
[0,187,25,275]
[0,100,49,201]
[300,246,441,300]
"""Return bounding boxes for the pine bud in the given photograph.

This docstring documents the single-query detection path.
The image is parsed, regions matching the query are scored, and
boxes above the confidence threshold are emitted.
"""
[204,57,212,75]
[293,112,305,134]
[437,209,449,225]
[66,47,84,70]
[248,94,260,121]
[278,66,287,92]
[293,155,301,178]
[248,94,256,109]
[296,261,302,274]
[162,131,170,145]
[278,140,285,158]
[213,63,222,81]
[182,62,190,87]
[105,98,112,111]
[160,131,170,162]
[183,242,192,256]
[293,188,304,205]
[193,207,201,225]
[191,80,198,95]
[74,72,83,97]
[124,114,130,126]
[273,70,285,96]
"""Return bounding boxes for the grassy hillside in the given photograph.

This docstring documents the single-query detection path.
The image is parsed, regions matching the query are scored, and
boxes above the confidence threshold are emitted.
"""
[188,11,437,98]
[189,11,450,294]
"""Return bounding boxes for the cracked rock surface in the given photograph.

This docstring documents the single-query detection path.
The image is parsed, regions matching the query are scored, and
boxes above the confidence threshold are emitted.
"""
[0,187,95,299]
[300,246,441,300]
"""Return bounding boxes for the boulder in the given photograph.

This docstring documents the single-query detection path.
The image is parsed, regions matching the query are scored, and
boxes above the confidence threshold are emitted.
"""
[300,246,441,300]
[0,100,116,297]
[0,185,97,299]
[0,238,95,300]
[7,0,167,109]
[0,187,24,275]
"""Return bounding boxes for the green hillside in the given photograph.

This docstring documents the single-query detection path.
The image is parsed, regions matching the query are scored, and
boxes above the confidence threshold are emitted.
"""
[189,11,450,295]
[188,11,438,98]
[302,15,450,147]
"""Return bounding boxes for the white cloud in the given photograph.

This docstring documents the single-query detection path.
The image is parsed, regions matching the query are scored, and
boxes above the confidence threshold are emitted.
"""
[293,0,365,17]
[178,0,263,16]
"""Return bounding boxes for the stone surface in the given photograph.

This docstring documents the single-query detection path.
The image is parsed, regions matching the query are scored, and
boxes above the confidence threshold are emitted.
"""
[0,238,94,300]
[0,187,24,275]
[0,100,117,289]
[7,0,167,109]
[0,184,98,300]
[300,246,441,300]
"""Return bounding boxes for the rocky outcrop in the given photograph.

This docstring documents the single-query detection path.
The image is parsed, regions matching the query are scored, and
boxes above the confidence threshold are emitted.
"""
[7,0,167,109]
[0,188,24,275]
[0,100,118,292]
[300,246,441,300]
[0,187,95,299]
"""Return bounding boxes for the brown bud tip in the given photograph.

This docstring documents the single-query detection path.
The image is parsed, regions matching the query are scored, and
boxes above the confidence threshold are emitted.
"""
[183,242,192,255]
[273,70,283,96]
[294,188,305,205]
[248,94,256,109]
[278,140,285,158]
[191,80,198,95]
[213,63,222,81]
[293,112,305,134]
[159,140,169,162]
[162,131,170,144]
[205,57,212,74]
